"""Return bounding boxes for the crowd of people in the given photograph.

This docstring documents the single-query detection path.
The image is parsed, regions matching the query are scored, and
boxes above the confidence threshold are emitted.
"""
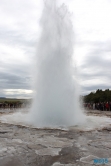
[84,102,111,111]
[1,101,111,111]
[0,102,25,109]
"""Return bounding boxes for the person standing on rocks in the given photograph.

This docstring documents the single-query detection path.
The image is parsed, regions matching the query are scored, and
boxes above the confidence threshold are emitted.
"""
[93,103,95,110]
[109,101,111,111]
[105,102,109,111]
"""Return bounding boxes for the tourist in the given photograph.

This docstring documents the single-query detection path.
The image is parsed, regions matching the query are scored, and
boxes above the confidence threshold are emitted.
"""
[104,102,106,111]
[93,103,95,110]
[109,102,111,111]
[101,102,104,111]
[105,102,109,111]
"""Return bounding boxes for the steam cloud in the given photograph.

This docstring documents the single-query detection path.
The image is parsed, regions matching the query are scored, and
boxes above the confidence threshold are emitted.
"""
[30,0,85,127]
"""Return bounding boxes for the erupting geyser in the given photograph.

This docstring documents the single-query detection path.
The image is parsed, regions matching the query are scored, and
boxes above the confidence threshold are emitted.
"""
[30,0,85,127]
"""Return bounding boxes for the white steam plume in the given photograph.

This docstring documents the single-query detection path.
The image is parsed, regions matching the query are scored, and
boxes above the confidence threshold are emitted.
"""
[30,0,85,127]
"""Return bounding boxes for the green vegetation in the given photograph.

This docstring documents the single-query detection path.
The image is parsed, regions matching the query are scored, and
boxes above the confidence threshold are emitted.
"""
[84,89,111,103]
[0,98,31,104]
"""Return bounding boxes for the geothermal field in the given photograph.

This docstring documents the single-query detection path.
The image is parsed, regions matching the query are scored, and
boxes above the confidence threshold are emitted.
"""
[0,0,111,166]
[0,109,111,166]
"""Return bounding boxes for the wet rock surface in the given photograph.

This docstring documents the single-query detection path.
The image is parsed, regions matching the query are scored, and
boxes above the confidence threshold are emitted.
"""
[0,111,111,166]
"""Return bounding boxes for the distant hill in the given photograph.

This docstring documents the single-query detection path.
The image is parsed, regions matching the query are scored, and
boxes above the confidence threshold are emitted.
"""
[0,98,32,104]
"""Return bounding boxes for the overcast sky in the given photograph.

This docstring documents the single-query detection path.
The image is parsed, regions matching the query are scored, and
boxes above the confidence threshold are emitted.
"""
[0,0,111,98]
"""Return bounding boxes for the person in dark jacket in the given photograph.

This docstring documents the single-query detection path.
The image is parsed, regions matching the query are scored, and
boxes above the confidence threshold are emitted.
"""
[109,102,111,111]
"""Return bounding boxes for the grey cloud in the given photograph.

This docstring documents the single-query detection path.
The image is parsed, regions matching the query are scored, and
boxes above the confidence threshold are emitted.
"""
[0,89,32,99]
[0,0,36,98]
[0,0,38,60]
[0,70,31,90]
[0,0,111,97]
[82,84,111,92]
[76,40,111,53]
[0,28,36,48]
[81,53,111,70]
[0,56,32,91]
[79,42,111,94]
[80,40,111,70]
[80,71,110,82]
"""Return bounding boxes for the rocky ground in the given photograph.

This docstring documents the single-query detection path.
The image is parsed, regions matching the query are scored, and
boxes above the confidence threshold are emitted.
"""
[0,110,111,166]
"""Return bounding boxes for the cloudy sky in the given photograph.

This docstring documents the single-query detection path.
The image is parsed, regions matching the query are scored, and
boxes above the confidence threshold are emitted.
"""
[0,0,111,98]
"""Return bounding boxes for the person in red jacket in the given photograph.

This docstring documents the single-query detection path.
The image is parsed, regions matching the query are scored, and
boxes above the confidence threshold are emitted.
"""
[105,102,109,111]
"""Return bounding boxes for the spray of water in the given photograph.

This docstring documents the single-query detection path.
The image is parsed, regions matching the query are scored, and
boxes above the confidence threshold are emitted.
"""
[0,0,111,130]
[30,0,85,127]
